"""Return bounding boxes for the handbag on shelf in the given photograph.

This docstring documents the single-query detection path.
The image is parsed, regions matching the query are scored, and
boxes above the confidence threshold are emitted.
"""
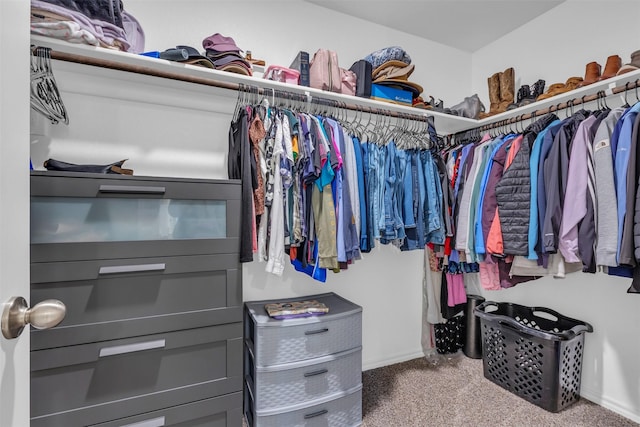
[449,94,485,119]
[43,158,134,175]
[349,60,372,97]
[309,48,341,93]
[340,68,357,96]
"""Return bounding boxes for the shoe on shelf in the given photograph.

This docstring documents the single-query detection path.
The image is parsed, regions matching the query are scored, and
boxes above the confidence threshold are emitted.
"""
[599,55,622,80]
[507,84,530,110]
[537,77,582,101]
[617,50,640,75]
[578,61,601,87]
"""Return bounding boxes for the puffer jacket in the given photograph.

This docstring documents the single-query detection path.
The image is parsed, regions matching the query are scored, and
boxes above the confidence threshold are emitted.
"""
[495,114,557,255]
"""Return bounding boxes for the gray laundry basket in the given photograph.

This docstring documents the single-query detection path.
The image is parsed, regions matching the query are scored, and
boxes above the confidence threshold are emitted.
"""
[475,301,593,412]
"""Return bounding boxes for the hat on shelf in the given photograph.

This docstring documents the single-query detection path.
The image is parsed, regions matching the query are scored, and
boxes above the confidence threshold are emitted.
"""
[364,46,411,69]
[202,33,243,53]
[371,59,423,97]
[617,50,640,75]
[372,60,415,81]
[201,32,252,76]
[161,45,215,68]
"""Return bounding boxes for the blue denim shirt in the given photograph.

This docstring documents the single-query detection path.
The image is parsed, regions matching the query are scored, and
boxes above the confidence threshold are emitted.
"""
[381,141,406,244]
[402,150,424,250]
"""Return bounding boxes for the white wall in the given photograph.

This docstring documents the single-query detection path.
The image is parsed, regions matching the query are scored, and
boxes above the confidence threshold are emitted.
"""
[472,0,640,109]
[125,0,472,105]
[472,1,640,422]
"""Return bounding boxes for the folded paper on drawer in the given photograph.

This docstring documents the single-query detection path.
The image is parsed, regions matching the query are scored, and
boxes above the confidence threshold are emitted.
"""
[264,300,329,319]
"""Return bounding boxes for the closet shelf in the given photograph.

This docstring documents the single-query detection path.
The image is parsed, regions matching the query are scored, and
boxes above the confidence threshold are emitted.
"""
[31,35,478,135]
[474,68,640,129]
[32,36,640,136]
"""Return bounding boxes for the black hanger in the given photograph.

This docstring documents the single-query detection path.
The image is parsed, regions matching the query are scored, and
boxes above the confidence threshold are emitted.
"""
[623,82,631,108]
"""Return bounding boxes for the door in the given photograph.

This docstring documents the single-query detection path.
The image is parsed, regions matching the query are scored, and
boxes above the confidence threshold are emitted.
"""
[1,1,32,426]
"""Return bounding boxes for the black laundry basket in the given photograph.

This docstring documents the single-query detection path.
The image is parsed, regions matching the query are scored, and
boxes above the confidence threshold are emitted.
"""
[474,301,593,412]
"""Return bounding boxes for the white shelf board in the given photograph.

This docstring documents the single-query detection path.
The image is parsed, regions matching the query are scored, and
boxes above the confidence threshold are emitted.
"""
[475,69,640,127]
[31,35,478,135]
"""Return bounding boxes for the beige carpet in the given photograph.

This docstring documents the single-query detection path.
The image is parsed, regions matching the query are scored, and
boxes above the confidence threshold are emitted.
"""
[362,355,638,427]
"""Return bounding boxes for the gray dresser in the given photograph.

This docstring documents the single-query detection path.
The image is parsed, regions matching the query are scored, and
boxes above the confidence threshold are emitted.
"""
[29,171,243,427]
[243,293,363,427]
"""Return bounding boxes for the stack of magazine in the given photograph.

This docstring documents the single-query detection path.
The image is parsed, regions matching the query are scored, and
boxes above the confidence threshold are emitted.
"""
[265,300,329,319]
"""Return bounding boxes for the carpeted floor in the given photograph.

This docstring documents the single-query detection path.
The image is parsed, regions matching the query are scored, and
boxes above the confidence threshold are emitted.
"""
[361,356,638,427]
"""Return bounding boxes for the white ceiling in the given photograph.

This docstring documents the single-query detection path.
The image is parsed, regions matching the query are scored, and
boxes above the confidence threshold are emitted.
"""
[306,0,565,52]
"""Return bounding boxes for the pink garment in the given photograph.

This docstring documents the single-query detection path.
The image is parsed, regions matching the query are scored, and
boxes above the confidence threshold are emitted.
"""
[446,273,467,306]
[479,261,500,290]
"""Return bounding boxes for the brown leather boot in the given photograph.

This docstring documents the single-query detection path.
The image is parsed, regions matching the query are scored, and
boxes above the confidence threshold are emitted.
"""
[579,61,601,86]
[498,67,514,112]
[599,55,622,80]
[478,72,501,118]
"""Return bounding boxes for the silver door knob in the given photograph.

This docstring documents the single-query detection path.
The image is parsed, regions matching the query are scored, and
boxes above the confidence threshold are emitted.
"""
[1,297,66,339]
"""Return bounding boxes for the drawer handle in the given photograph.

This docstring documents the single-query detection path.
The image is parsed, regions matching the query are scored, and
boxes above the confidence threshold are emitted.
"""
[99,339,166,358]
[304,409,328,420]
[120,416,165,427]
[304,328,329,336]
[304,368,328,377]
[99,184,166,194]
[99,263,166,275]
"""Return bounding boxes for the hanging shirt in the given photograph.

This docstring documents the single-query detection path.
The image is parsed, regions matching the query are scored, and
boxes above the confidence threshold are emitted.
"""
[455,134,492,252]
[614,102,640,264]
[594,107,626,266]
[559,115,597,263]
[542,110,589,255]
[527,119,560,260]
[474,136,509,256]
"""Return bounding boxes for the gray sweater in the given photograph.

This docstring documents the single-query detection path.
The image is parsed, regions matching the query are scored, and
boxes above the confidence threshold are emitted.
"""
[593,108,625,267]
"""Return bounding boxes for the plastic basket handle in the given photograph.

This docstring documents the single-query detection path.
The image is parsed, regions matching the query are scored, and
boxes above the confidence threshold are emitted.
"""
[475,301,593,341]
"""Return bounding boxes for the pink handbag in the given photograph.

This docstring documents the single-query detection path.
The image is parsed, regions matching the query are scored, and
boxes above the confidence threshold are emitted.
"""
[340,68,357,96]
[264,65,300,85]
[309,49,341,92]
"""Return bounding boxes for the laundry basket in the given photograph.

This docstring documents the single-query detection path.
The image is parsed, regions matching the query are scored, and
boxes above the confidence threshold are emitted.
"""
[474,301,593,412]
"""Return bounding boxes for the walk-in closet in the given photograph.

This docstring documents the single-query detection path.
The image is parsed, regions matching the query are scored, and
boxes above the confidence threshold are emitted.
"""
[1,1,639,426]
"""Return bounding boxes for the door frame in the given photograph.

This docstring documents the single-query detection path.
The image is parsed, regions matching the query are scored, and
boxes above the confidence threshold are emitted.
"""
[0,1,33,426]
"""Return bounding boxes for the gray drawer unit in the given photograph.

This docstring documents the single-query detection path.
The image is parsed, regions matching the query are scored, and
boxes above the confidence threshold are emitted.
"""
[244,293,362,427]
[89,392,242,427]
[31,323,242,427]
[245,384,362,427]
[30,171,241,262]
[244,293,362,366]
[31,253,241,349]
[245,347,362,412]
[30,172,243,427]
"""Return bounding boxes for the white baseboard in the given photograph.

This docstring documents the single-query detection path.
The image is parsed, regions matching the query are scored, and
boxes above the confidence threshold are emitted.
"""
[580,387,640,424]
[362,350,425,371]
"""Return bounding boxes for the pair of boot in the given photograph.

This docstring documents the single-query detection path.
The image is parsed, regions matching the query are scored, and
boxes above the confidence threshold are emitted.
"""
[579,55,622,87]
[507,79,545,110]
[478,67,514,119]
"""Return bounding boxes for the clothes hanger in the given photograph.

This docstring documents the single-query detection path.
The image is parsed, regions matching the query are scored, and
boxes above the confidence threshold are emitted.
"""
[599,90,610,111]
[31,46,69,125]
[622,82,631,108]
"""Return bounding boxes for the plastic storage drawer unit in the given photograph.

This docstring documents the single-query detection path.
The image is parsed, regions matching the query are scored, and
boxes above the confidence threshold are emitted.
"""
[244,292,362,427]
[475,301,593,412]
